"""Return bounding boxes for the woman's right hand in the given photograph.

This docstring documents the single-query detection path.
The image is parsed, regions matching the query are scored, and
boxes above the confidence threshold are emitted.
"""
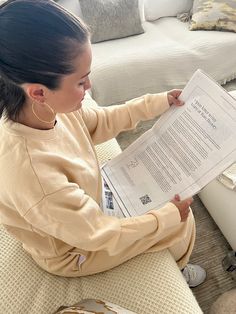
[171,194,193,222]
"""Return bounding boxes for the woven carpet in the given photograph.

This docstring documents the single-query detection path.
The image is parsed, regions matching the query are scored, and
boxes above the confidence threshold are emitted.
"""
[116,84,236,313]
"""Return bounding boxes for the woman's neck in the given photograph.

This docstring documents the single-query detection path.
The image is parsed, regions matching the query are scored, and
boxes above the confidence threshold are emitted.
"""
[16,101,56,130]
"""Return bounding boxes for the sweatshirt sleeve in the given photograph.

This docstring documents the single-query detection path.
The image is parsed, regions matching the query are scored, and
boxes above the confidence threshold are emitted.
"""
[81,93,170,145]
[24,185,181,256]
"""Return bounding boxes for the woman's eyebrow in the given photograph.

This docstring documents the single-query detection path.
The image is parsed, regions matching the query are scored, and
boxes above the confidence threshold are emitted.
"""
[80,71,91,79]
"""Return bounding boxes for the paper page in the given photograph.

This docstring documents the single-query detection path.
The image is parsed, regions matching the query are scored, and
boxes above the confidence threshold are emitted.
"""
[101,69,236,217]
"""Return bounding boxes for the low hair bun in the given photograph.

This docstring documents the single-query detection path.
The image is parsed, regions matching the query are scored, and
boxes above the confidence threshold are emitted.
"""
[0,75,25,120]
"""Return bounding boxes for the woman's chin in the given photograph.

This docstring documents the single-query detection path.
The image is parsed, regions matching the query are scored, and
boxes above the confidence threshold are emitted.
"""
[72,102,82,111]
[77,102,82,109]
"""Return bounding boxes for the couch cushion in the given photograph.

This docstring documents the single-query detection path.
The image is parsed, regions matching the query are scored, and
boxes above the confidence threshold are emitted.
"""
[57,0,145,23]
[57,0,83,18]
[90,17,236,106]
[80,0,144,43]
[190,0,236,32]
[144,0,194,21]
[0,224,202,314]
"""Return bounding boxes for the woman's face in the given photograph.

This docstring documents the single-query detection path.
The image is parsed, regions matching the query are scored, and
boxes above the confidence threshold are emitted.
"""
[47,42,92,114]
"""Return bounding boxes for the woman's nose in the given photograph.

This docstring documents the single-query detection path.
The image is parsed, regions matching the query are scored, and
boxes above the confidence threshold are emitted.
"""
[85,77,91,90]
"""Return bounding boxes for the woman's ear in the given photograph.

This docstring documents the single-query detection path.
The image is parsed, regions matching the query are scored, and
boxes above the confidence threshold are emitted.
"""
[22,83,47,103]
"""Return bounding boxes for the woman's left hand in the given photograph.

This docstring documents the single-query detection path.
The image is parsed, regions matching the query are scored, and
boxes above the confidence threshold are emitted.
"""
[167,89,184,106]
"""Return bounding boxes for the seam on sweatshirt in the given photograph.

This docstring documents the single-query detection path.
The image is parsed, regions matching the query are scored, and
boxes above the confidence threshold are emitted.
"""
[22,139,85,221]
[23,185,78,217]
[24,138,47,196]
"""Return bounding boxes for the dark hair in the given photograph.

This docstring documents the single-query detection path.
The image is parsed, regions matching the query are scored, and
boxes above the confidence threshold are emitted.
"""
[0,0,90,120]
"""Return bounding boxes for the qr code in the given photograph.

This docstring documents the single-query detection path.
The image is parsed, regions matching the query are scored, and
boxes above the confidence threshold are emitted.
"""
[140,194,152,205]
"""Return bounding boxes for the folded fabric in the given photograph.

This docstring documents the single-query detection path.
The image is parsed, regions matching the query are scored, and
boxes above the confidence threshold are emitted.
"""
[144,0,194,21]
[218,163,236,190]
[54,299,137,314]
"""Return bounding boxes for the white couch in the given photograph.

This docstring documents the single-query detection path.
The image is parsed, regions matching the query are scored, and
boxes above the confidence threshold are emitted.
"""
[58,0,236,107]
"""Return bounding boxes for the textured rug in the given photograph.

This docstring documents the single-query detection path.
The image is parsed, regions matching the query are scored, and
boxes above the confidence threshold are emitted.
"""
[116,81,236,313]
[189,196,236,313]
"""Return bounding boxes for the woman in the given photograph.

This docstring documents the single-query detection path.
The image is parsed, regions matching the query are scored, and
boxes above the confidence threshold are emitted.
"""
[0,0,205,286]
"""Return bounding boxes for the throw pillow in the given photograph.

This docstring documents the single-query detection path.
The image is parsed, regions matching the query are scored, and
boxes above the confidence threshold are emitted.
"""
[57,0,83,18]
[54,299,137,314]
[210,289,236,314]
[144,0,194,21]
[79,0,144,43]
[190,0,236,32]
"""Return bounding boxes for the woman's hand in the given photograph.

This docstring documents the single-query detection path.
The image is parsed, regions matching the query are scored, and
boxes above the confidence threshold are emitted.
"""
[167,89,184,107]
[171,194,193,222]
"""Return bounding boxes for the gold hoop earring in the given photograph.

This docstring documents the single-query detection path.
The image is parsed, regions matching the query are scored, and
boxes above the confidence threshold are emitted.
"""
[32,101,55,124]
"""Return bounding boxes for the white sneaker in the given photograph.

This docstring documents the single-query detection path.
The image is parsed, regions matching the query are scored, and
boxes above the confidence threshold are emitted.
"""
[182,264,206,288]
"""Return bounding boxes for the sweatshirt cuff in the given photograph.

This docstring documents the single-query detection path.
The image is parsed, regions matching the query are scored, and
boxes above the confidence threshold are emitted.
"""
[148,202,181,230]
[127,212,158,237]
[145,92,170,118]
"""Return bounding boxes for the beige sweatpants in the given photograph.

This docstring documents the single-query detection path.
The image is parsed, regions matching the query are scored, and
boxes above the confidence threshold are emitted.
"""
[34,209,195,277]
[77,209,195,276]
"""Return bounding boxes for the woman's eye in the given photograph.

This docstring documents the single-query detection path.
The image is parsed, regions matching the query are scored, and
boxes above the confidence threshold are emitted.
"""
[79,81,85,86]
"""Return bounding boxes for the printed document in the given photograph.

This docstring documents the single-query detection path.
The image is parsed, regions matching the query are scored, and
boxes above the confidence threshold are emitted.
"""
[101,69,236,217]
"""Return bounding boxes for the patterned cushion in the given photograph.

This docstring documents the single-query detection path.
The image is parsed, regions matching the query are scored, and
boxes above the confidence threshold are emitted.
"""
[53,299,137,313]
[190,0,236,32]
[79,0,144,43]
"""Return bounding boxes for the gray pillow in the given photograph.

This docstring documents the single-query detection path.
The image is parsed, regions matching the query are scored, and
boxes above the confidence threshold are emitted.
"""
[79,0,144,43]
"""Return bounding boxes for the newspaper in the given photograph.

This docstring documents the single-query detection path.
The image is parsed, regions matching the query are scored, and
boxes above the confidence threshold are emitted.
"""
[100,176,125,218]
[101,69,236,217]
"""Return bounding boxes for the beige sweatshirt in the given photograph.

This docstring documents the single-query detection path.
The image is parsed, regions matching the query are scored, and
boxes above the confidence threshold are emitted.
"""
[0,93,191,277]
